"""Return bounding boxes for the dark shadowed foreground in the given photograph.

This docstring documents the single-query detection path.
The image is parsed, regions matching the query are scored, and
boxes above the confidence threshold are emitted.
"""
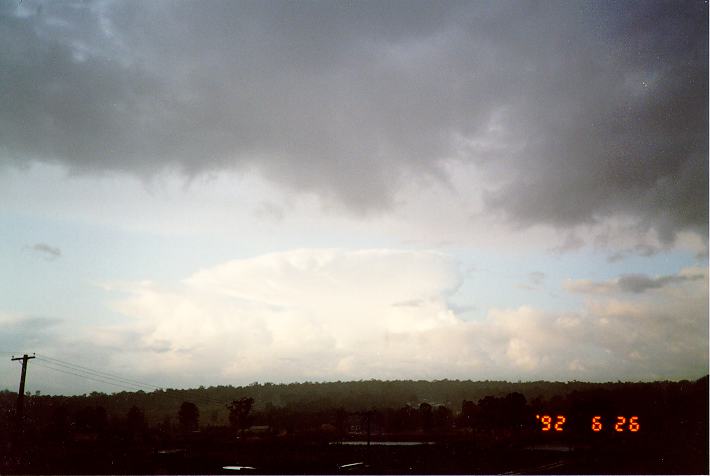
[1,377,707,474]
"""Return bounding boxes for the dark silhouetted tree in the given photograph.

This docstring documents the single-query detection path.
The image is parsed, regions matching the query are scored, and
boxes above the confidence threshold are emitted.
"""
[75,405,107,433]
[476,392,528,430]
[49,405,70,441]
[434,404,452,430]
[419,402,433,433]
[460,400,476,429]
[227,397,254,435]
[335,407,348,437]
[178,401,199,431]
[126,406,146,435]
[394,404,418,432]
[504,392,528,429]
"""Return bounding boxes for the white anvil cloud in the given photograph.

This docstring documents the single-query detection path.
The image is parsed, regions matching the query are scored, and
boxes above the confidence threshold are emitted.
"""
[89,250,708,385]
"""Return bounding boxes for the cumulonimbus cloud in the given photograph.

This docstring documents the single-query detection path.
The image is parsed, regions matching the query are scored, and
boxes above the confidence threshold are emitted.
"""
[87,249,708,385]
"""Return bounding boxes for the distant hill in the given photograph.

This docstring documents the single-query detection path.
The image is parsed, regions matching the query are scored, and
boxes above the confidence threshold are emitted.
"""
[2,376,707,426]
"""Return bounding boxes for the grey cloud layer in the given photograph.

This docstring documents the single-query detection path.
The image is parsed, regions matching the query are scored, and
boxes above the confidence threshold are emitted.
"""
[1,0,706,237]
[566,270,705,294]
[0,314,62,352]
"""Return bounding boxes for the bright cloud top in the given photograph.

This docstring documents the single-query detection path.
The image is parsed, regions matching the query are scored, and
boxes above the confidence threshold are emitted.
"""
[91,250,708,385]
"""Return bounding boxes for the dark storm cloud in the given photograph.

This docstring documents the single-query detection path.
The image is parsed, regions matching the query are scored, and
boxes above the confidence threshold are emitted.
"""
[566,270,705,294]
[1,1,706,236]
[616,273,703,294]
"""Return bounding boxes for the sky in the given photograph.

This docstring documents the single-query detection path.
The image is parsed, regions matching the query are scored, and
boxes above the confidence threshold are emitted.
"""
[0,0,708,395]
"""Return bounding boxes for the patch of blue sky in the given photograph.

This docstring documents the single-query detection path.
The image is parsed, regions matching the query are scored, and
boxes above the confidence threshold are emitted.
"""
[2,207,701,329]
[0,210,402,317]
[445,244,700,320]
[1,216,114,322]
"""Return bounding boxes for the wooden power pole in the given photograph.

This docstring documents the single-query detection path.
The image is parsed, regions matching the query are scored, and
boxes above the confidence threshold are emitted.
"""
[11,353,35,427]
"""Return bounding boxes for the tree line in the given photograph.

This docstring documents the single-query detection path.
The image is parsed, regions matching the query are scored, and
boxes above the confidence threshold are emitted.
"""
[1,376,706,440]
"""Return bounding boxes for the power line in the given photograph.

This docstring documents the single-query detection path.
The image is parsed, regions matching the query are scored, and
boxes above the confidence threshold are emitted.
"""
[36,355,163,391]
[33,362,147,392]
[35,358,160,393]
[32,356,230,407]
[35,361,229,408]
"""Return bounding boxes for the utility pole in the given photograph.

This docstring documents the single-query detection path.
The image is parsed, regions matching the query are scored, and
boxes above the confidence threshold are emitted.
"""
[354,410,373,465]
[11,353,35,428]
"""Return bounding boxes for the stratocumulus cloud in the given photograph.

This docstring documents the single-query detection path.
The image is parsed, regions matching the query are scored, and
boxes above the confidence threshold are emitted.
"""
[28,243,62,260]
[565,268,706,294]
[0,0,706,241]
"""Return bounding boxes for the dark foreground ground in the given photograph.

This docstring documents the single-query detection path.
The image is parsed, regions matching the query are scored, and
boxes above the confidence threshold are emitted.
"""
[3,433,707,474]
